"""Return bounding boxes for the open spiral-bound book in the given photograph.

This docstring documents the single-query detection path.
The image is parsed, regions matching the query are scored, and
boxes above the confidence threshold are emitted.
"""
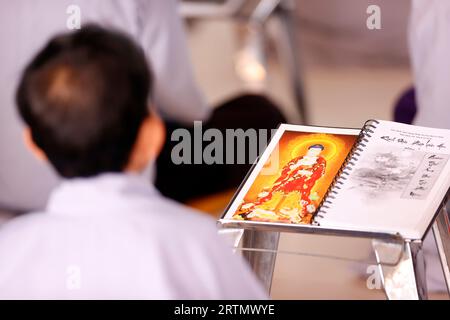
[219,120,450,240]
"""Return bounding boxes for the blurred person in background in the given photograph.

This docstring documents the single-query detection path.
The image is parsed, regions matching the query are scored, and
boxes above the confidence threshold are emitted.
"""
[409,0,450,293]
[0,0,208,212]
[0,0,285,214]
[0,26,266,299]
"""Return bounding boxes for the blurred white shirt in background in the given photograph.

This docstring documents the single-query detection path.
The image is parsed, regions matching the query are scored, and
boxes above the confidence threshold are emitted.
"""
[0,174,265,299]
[409,0,450,293]
[0,0,208,212]
[410,0,450,130]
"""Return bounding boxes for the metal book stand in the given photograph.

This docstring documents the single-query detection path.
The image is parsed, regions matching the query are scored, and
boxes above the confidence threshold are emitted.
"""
[219,200,450,300]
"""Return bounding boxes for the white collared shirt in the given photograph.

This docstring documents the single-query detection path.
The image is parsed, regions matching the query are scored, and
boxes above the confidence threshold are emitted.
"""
[0,0,209,212]
[0,174,266,299]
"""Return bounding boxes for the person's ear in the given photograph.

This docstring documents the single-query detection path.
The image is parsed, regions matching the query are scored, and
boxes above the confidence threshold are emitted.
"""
[23,128,48,162]
[125,108,165,173]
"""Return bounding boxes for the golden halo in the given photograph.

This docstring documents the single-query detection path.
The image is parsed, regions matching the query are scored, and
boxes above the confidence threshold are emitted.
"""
[289,134,339,161]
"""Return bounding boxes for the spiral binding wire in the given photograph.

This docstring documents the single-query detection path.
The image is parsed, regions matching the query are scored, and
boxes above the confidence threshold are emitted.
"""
[312,120,380,226]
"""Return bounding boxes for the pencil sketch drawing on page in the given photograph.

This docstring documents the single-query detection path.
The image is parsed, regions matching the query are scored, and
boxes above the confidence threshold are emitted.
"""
[348,147,424,199]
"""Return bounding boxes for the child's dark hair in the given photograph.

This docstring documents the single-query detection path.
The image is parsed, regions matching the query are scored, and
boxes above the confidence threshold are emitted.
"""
[16,25,152,178]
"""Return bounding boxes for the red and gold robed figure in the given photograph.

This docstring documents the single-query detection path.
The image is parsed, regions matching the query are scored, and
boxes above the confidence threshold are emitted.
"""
[237,144,326,223]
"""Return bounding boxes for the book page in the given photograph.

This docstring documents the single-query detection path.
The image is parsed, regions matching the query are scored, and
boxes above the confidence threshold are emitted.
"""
[319,120,450,239]
[221,124,359,226]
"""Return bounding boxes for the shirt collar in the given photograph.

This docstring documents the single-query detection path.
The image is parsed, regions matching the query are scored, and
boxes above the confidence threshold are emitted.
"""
[46,172,159,217]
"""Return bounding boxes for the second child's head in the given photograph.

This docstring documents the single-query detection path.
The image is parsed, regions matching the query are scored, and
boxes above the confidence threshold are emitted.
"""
[16,25,165,178]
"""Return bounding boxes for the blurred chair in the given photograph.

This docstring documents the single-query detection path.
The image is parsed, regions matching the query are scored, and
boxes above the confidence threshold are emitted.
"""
[179,0,308,124]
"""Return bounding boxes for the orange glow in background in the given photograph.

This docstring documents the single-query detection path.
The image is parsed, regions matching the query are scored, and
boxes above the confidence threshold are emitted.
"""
[242,131,357,207]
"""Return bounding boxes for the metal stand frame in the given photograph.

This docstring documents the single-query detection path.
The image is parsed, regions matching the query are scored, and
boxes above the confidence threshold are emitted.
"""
[224,203,450,299]
[432,204,450,293]
[241,230,280,293]
[372,239,427,299]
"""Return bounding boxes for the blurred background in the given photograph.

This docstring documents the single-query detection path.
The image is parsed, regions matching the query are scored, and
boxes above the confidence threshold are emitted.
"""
[180,0,446,299]
[0,0,447,299]
[183,0,411,127]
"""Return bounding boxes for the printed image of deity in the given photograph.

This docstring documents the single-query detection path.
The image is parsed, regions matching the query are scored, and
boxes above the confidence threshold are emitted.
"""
[234,144,326,224]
